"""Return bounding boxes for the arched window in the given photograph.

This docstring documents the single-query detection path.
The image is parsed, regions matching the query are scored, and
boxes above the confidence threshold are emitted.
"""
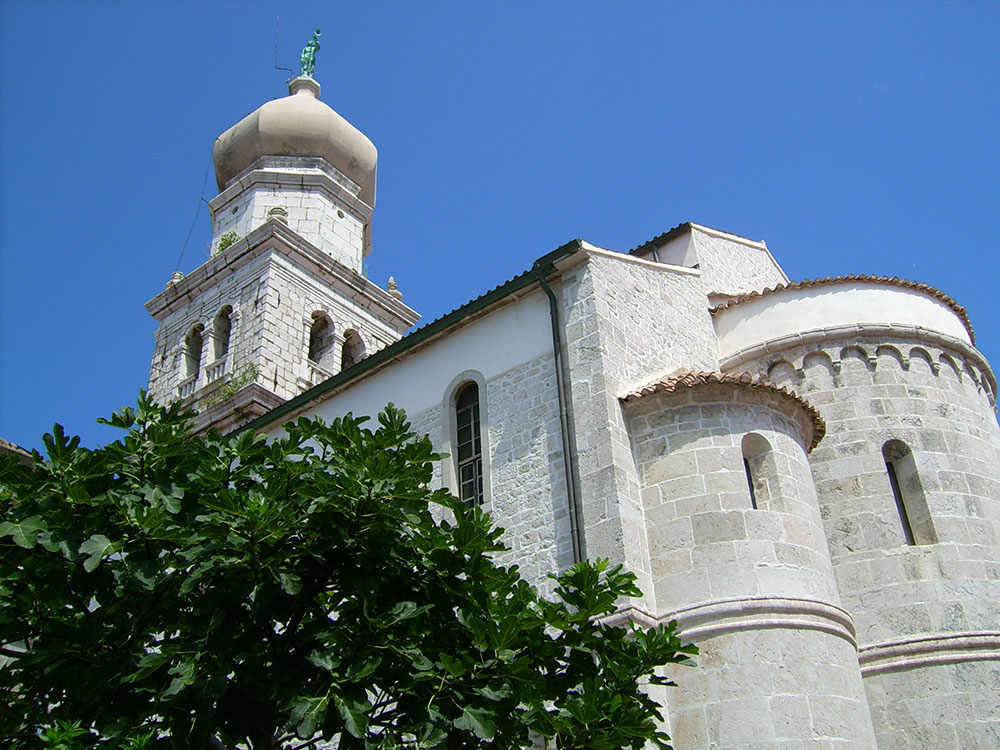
[882,440,935,545]
[308,313,336,370]
[213,306,232,360]
[341,329,365,371]
[184,324,204,380]
[741,433,778,511]
[455,383,483,507]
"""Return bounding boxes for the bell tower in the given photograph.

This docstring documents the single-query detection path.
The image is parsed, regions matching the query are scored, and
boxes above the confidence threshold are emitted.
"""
[145,48,419,433]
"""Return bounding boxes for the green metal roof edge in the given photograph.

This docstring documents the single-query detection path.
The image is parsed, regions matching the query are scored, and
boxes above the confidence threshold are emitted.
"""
[235,238,584,435]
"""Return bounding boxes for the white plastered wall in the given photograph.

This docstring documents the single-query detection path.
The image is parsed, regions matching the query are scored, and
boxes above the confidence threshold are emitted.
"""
[714,282,972,362]
[261,289,553,434]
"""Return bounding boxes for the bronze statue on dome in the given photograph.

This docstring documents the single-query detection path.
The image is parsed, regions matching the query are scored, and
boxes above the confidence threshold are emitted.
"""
[300,29,321,78]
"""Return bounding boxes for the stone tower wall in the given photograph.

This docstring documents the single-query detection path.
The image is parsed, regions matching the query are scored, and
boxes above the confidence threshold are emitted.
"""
[146,229,414,426]
[146,253,269,407]
[559,252,720,609]
[623,384,877,749]
[738,335,1000,749]
[209,158,369,275]
[255,255,403,400]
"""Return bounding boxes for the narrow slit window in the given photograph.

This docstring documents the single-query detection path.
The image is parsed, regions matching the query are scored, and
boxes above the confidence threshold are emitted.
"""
[884,459,915,545]
[741,433,777,511]
[455,383,483,507]
[743,457,758,510]
[882,440,935,545]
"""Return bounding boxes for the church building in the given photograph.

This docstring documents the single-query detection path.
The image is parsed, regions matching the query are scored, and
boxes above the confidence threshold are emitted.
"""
[144,72,1000,749]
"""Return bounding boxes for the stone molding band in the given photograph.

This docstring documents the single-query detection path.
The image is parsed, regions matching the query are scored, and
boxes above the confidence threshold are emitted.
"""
[859,632,1000,676]
[211,167,371,221]
[720,324,997,396]
[605,596,857,646]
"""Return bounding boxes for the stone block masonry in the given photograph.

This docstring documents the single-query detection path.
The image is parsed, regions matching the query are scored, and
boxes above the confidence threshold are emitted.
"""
[407,353,574,598]
[737,334,1000,749]
[624,382,877,748]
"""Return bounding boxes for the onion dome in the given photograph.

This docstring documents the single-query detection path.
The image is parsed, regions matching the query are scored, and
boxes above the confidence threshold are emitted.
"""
[212,77,377,206]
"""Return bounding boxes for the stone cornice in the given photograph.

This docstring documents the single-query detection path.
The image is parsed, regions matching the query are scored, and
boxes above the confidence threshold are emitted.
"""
[580,241,703,277]
[718,324,997,399]
[145,220,419,332]
[208,166,372,223]
[190,383,286,435]
[628,221,769,255]
[620,369,826,452]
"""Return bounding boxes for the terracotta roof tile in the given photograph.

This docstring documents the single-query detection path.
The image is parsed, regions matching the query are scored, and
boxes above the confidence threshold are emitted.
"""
[621,369,826,452]
[708,275,974,344]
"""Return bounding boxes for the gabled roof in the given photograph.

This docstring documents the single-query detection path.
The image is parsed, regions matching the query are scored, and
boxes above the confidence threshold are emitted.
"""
[621,369,826,452]
[239,238,586,433]
[708,275,975,344]
[628,222,693,256]
[628,222,765,256]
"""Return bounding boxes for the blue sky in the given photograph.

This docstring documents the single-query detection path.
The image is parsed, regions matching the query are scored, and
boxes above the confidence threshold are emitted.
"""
[2,1,998,452]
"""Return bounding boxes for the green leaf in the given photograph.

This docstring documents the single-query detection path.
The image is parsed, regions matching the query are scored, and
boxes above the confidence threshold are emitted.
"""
[454,705,495,741]
[78,534,115,572]
[345,655,381,681]
[163,659,196,697]
[438,652,467,677]
[476,682,512,702]
[418,723,448,748]
[290,695,329,737]
[0,515,47,548]
[306,651,341,673]
[334,693,369,738]
[125,651,171,683]
[387,600,430,622]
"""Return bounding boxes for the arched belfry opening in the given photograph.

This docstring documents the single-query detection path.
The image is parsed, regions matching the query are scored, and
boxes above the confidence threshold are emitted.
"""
[308,313,336,371]
[341,329,365,371]
[184,325,204,381]
[213,306,232,360]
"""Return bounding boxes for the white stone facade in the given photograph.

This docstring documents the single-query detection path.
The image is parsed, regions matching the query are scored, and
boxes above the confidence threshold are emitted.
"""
[145,73,1000,747]
[239,227,1000,747]
[209,156,371,273]
[145,219,418,433]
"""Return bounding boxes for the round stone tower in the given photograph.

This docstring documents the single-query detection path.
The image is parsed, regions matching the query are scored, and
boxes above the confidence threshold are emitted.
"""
[714,277,1000,748]
[621,371,878,749]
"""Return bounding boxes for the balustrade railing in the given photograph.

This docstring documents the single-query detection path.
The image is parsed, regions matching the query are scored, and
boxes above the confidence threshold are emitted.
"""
[178,375,197,399]
[206,358,227,384]
[308,361,332,386]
